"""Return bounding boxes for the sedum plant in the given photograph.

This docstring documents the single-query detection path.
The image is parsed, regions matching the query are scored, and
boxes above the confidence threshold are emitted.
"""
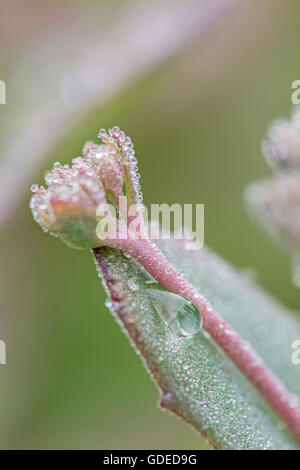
[30,125,300,449]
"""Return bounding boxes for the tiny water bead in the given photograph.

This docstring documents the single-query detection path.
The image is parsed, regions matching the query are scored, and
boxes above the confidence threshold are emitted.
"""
[291,255,300,289]
[146,282,202,338]
[127,277,139,291]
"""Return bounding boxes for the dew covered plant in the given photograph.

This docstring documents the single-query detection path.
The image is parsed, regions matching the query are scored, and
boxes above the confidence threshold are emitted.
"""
[30,125,300,449]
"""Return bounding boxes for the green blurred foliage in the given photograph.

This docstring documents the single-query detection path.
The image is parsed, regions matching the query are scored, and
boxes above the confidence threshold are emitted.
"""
[1,0,300,450]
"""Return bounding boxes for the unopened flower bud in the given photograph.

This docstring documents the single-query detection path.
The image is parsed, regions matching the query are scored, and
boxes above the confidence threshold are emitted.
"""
[262,107,300,171]
[30,162,107,249]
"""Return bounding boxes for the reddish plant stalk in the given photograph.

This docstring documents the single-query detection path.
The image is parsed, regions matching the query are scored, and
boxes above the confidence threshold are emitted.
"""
[108,233,300,442]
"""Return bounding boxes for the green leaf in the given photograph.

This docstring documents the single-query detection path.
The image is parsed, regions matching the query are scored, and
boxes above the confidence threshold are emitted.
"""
[94,239,300,450]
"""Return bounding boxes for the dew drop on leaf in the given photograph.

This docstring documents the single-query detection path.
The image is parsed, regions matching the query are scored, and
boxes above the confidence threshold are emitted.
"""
[146,282,202,338]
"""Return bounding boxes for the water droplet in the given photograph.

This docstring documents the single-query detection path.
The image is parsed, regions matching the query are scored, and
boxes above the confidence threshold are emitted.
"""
[160,391,174,409]
[146,283,202,338]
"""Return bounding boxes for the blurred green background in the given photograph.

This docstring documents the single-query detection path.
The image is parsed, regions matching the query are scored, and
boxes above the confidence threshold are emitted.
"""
[1,0,300,449]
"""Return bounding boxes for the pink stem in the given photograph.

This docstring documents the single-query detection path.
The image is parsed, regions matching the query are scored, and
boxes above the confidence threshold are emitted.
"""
[109,234,300,442]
